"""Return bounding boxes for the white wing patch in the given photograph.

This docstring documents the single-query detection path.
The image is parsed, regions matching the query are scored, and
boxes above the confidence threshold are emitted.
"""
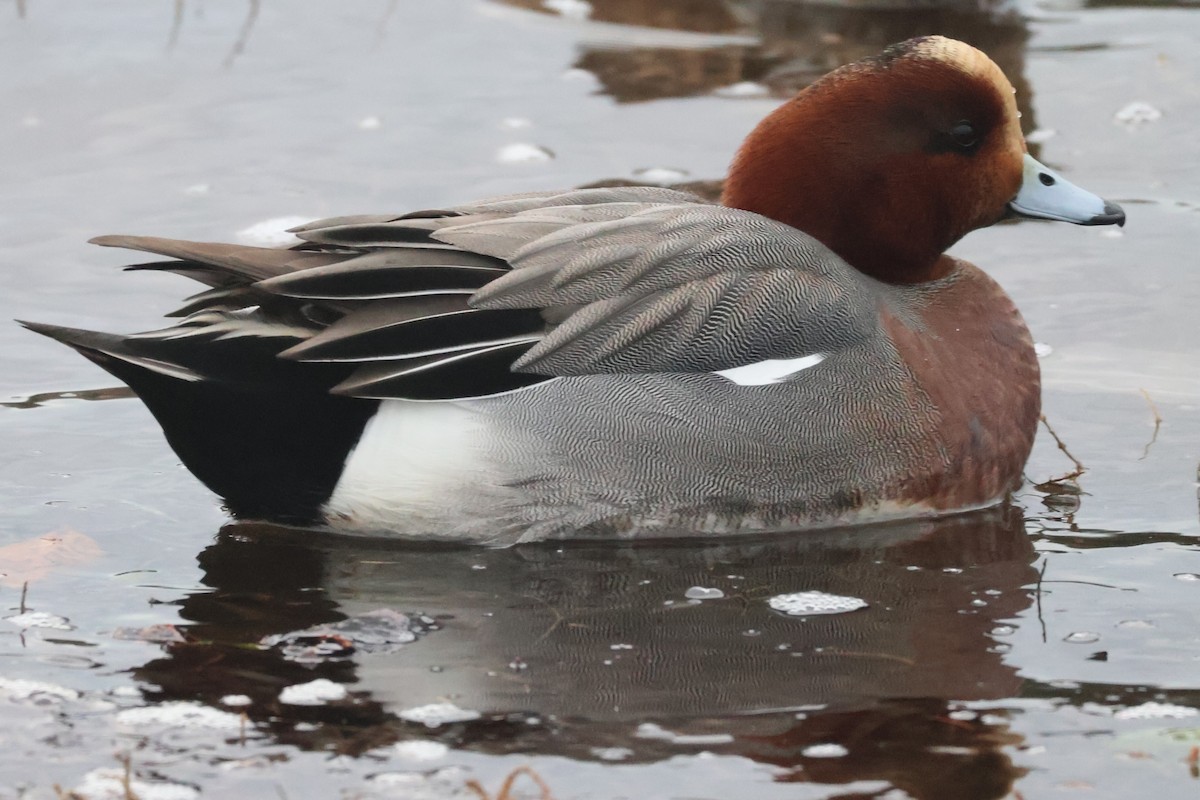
[712,353,826,386]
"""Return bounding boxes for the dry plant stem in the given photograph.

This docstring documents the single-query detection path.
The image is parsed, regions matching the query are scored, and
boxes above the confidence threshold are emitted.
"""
[19,580,28,614]
[466,766,555,800]
[1039,414,1086,481]
[498,766,554,800]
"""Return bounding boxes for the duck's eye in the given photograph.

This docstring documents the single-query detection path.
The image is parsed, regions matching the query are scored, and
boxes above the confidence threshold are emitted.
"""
[950,120,978,149]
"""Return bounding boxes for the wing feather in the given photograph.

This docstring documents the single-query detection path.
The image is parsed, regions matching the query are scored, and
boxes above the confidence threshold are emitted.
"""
[68,187,876,401]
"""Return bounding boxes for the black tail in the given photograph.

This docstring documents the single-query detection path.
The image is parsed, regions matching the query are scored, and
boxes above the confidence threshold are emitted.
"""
[21,321,378,525]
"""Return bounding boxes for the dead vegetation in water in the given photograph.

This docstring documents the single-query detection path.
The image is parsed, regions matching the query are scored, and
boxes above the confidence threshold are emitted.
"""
[0,529,102,588]
[53,753,139,800]
[1037,414,1087,484]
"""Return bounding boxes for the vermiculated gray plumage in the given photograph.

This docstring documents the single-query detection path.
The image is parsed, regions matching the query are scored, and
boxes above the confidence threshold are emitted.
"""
[25,186,1039,542]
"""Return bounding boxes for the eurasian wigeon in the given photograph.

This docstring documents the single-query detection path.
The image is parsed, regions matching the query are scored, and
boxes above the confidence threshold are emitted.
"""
[24,36,1124,543]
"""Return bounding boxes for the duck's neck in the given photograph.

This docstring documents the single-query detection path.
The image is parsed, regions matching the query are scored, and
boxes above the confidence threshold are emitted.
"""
[721,95,959,285]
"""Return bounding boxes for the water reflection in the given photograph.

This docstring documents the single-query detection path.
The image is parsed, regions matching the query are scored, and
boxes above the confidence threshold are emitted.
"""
[133,506,1037,796]
[498,0,1034,129]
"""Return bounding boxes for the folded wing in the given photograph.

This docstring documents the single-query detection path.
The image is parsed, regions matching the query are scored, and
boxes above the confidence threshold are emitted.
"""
[77,187,881,401]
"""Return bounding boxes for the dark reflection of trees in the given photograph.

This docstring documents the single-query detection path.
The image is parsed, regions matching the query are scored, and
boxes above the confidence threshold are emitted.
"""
[496,0,1037,137]
[502,0,742,33]
[758,701,1024,800]
[131,506,1050,797]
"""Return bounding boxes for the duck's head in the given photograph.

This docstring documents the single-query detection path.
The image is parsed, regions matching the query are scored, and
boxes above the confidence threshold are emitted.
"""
[722,36,1124,284]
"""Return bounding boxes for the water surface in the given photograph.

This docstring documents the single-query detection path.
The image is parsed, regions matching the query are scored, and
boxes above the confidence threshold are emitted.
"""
[1,1,1198,797]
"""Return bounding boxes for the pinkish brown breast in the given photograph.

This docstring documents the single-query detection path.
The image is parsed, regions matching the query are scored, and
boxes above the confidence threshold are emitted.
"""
[880,257,1042,511]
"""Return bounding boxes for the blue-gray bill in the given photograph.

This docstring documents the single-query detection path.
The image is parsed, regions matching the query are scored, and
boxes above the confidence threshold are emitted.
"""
[1008,153,1125,227]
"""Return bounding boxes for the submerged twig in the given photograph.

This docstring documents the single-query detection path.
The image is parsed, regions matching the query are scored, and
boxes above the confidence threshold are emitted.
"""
[1041,579,1136,592]
[819,647,916,667]
[1139,388,1163,460]
[375,0,399,46]
[167,0,184,52]
[223,0,260,69]
[1036,558,1048,644]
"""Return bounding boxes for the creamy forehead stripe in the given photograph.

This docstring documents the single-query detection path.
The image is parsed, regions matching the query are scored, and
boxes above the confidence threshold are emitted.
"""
[907,36,1016,101]
[904,36,1022,137]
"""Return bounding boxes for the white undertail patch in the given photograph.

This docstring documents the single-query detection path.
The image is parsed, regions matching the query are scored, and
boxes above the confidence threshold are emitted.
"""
[322,400,491,536]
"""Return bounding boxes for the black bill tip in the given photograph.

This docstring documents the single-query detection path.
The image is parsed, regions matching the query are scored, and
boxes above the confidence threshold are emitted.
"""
[1088,201,1126,228]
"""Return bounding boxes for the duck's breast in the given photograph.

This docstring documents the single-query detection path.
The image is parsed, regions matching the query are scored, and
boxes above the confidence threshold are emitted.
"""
[879,260,1042,511]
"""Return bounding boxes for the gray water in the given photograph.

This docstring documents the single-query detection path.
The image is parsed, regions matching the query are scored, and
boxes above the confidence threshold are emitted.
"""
[1,1,1199,798]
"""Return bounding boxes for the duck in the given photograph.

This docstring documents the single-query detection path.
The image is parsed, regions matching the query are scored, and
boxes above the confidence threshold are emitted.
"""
[23,36,1124,544]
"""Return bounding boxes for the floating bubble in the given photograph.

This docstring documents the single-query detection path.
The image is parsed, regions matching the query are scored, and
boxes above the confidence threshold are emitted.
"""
[0,676,78,703]
[1114,101,1162,125]
[633,166,689,184]
[768,591,867,616]
[592,746,633,761]
[636,722,733,745]
[1114,702,1199,720]
[117,701,242,729]
[1116,619,1155,629]
[801,743,848,758]
[5,611,71,630]
[715,81,770,99]
[398,702,481,727]
[497,143,554,164]
[543,0,592,20]
[393,740,450,761]
[280,679,347,706]
[72,768,199,800]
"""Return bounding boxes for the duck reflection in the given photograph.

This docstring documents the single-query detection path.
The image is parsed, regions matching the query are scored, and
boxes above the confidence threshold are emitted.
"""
[497,0,1032,126]
[134,506,1035,797]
